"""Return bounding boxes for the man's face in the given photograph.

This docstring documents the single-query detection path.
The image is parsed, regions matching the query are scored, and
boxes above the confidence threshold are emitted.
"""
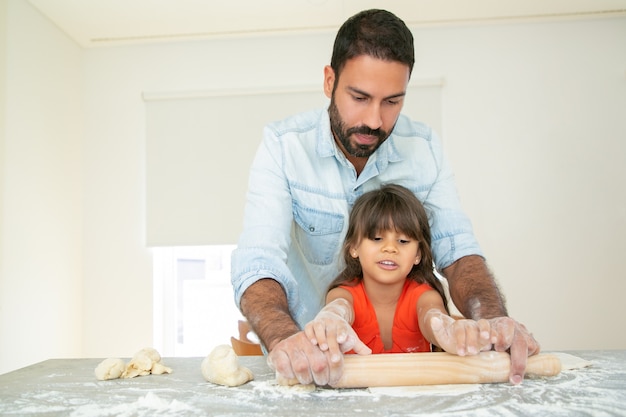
[324,55,410,160]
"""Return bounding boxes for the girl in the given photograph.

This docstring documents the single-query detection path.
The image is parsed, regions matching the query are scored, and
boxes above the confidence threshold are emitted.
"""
[305,184,493,361]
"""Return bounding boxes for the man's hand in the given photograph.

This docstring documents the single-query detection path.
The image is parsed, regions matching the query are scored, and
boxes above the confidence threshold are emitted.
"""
[268,331,367,387]
[267,331,341,386]
[488,316,540,384]
[268,296,371,387]
[241,280,369,386]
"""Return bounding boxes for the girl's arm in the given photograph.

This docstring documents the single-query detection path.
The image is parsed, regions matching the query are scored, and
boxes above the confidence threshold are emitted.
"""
[417,290,493,356]
[304,288,371,362]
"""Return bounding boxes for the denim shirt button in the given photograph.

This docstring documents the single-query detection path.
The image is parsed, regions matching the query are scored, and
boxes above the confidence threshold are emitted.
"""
[309,226,315,232]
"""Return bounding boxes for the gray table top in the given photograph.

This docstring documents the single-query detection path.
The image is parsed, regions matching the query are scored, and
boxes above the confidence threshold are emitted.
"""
[0,350,625,416]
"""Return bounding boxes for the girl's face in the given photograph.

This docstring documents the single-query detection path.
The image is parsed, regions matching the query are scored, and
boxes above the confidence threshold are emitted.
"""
[351,229,421,285]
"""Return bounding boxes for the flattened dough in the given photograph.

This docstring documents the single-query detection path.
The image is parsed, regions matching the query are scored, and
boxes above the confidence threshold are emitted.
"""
[370,383,481,396]
[94,358,126,381]
[551,352,593,371]
[201,345,253,387]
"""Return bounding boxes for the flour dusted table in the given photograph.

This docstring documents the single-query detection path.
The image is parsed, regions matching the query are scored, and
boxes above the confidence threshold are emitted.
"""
[0,350,624,416]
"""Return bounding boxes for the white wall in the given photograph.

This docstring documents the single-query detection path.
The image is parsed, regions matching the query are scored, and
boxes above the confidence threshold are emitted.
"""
[417,18,626,351]
[0,3,7,370]
[0,0,83,373]
[1,1,625,374]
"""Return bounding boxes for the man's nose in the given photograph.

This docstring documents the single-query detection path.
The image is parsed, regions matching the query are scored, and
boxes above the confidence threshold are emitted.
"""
[362,103,383,130]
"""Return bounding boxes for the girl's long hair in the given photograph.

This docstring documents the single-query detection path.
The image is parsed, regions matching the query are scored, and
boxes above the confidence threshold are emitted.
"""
[328,184,448,312]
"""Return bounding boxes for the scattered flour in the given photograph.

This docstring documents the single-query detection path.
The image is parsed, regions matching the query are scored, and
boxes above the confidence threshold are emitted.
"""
[249,379,316,398]
[68,392,201,417]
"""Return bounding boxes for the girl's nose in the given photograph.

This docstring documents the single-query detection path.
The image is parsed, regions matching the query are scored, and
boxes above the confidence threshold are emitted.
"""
[382,241,397,253]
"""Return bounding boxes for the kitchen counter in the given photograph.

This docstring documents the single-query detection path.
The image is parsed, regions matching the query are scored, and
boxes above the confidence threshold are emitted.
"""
[0,350,625,416]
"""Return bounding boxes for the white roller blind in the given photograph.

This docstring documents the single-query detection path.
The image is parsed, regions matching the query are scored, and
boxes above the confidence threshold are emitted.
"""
[144,81,442,246]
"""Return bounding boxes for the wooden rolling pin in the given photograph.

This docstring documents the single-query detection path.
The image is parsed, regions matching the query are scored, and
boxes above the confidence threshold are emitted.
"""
[277,351,561,388]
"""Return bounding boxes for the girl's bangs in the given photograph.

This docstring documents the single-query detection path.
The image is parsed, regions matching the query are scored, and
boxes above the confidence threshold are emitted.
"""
[364,206,418,239]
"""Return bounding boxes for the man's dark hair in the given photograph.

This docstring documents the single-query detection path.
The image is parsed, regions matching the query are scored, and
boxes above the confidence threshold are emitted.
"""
[330,9,415,76]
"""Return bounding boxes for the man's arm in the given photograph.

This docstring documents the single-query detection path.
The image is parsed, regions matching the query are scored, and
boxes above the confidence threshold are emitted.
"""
[442,255,507,320]
[239,278,299,351]
[442,255,540,385]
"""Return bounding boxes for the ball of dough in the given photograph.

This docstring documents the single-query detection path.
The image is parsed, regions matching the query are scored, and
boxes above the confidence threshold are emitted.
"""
[201,345,253,387]
[94,358,126,381]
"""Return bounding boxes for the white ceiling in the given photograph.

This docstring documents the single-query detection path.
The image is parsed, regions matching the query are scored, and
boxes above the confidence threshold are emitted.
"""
[27,0,626,48]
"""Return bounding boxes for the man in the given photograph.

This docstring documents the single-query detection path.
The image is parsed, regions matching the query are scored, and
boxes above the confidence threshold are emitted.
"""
[231,9,539,386]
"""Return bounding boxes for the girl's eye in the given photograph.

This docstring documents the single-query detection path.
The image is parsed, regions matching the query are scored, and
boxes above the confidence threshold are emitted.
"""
[399,239,410,244]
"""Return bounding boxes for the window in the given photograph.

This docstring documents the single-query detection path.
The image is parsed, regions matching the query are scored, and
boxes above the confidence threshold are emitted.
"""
[152,245,245,357]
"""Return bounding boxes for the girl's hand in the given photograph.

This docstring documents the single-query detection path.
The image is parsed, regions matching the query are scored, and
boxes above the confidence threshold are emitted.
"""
[304,299,371,363]
[426,309,493,356]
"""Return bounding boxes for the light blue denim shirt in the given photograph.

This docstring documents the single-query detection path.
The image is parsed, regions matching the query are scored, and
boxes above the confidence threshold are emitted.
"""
[231,107,482,328]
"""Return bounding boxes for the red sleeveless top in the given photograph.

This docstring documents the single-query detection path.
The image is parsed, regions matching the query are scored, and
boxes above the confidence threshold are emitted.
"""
[341,280,433,354]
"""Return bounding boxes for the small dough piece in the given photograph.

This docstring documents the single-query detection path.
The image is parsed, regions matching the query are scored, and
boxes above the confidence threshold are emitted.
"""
[151,361,173,375]
[122,347,171,379]
[201,345,253,387]
[95,358,126,381]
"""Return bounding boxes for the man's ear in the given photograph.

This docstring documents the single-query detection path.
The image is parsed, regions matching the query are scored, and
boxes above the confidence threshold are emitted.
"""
[323,65,335,99]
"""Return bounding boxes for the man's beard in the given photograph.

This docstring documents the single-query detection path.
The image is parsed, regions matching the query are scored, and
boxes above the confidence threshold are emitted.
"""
[328,98,391,158]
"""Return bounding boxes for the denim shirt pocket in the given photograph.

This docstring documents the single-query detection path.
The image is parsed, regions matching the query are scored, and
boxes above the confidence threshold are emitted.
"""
[293,202,345,265]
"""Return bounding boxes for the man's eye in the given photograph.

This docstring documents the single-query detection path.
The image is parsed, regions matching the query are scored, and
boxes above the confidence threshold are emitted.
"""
[353,95,367,102]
